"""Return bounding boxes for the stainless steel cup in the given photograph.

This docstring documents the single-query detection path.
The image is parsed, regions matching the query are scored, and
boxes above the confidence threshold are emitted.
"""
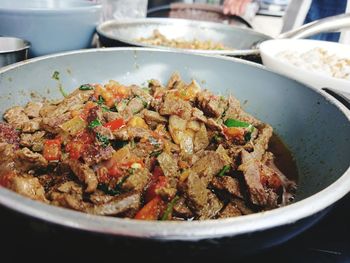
[0,37,30,67]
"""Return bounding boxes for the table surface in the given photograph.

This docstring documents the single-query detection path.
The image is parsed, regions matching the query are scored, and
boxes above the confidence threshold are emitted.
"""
[1,192,349,262]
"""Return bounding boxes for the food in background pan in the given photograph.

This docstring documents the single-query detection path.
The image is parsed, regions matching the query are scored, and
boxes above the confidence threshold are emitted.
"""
[277,47,350,81]
[136,29,231,51]
[0,73,297,220]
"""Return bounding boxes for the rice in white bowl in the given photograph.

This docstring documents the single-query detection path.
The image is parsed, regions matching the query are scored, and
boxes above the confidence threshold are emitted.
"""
[276,48,350,81]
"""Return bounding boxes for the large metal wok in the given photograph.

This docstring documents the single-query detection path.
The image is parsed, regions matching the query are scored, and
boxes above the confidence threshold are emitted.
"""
[0,48,350,256]
[96,14,350,57]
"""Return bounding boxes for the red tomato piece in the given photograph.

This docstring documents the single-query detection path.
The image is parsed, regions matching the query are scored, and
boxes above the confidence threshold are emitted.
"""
[134,196,165,220]
[104,118,125,131]
[144,166,167,202]
[43,138,61,161]
[66,131,93,160]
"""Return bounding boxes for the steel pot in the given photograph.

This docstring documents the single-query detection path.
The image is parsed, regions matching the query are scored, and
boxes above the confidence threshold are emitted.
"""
[96,13,350,57]
[0,48,349,256]
[0,37,30,67]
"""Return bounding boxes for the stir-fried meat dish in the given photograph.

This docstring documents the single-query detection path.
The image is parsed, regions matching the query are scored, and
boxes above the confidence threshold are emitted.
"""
[137,29,230,51]
[0,73,296,220]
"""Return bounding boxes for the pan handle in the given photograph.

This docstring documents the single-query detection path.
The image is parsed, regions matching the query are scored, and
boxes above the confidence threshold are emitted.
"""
[277,13,350,39]
[322,88,350,110]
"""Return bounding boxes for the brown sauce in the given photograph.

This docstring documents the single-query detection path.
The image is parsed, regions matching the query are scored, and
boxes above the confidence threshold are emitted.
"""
[269,133,299,183]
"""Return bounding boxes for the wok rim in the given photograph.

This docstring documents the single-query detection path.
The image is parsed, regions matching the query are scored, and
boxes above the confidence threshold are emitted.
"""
[96,18,271,56]
[0,47,349,241]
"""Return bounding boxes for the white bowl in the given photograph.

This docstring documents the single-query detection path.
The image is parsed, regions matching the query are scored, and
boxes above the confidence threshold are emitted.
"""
[260,39,350,93]
[0,0,102,57]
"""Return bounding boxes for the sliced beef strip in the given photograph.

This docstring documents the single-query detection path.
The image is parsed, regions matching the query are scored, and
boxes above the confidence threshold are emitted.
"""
[0,143,16,163]
[193,123,209,152]
[155,180,177,201]
[121,168,150,192]
[103,111,123,123]
[217,202,242,218]
[48,181,85,211]
[21,118,41,133]
[89,190,114,205]
[197,90,228,118]
[0,122,20,148]
[142,110,167,126]
[216,145,232,165]
[129,138,163,160]
[3,106,30,129]
[172,196,194,219]
[9,175,47,202]
[210,176,243,199]
[238,150,268,206]
[82,144,115,166]
[15,147,48,171]
[159,95,192,120]
[50,192,87,212]
[130,85,153,106]
[113,127,151,141]
[56,181,83,195]
[39,102,59,117]
[126,97,146,115]
[148,79,163,91]
[157,152,179,179]
[24,102,43,118]
[86,192,141,216]
[93,125,114,140]
[41,112,71,134]
[181,172,223,220]
[86,106,104,125]
[67,159,98,193]
[198,192,223,220]
[232,198,254,215]
[251,124,273,161]
[44,89,94,118]
[190,151,228,186]
[167,72,181,89]
[20,131,45,151]
[222,96,241,121]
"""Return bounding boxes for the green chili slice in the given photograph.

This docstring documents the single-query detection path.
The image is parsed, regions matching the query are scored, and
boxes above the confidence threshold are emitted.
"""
[88,119,102,129]
[218,165,230,177]
[79,84,94,91]
[224,118,251,128]
[161,196,180,221]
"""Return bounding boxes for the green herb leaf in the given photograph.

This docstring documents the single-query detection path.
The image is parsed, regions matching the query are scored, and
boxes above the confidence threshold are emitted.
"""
[88,119,102,129]
[224,118,251,128]
[52,71,60,81]
[97,184,120,196]
[101,106,111,112]
[218,165,230,177]
[142,100,148,108]
[59,84,68,98]
[96,132,110,147]
[79,84,94,91]
[244,132,252,142]
[97,95,105,106]
[161,196,180,221]
[97,176,128,196]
